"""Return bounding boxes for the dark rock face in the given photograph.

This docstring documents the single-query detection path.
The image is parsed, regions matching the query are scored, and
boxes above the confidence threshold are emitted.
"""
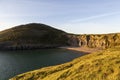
[67,34,79,47]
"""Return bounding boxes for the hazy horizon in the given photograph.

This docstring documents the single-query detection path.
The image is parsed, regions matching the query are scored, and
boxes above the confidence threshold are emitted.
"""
[0,0,120,34]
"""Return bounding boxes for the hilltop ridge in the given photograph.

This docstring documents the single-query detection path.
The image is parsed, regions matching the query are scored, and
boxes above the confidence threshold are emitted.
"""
[0,23,120,50]
[5,23,120,80]
[0,23,69,50]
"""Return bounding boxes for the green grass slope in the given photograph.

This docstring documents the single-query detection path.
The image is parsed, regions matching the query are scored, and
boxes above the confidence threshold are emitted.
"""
[0,23,69,50]
[10,47,120,80]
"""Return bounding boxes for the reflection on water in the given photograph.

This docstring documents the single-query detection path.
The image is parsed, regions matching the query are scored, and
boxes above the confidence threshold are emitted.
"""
[0,49,85,80]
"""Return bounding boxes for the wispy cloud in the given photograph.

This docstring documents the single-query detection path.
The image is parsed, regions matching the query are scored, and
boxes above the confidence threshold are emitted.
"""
[71,11,120,23]
[59,11,120,34]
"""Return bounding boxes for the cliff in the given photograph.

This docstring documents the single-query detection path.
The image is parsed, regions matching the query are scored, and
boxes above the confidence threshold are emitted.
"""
[0,23,120,50]
[8,23,120,79]
[68,33,120,49]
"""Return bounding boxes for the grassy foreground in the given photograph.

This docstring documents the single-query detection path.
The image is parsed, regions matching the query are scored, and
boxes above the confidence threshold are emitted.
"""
[10,47,120,80]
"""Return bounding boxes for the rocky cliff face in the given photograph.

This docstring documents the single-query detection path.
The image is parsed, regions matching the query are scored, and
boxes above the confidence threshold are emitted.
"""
[67,34,79,47]
[68,33,120,49]
[0,23,120,50]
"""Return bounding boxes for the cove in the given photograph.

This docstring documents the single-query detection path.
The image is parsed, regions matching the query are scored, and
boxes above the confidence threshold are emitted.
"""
[0,49,86,80]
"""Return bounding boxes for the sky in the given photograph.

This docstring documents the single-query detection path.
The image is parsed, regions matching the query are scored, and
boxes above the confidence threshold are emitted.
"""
[0,0,120,34]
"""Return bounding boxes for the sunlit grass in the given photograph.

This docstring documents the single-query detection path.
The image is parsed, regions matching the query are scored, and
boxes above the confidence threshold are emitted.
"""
[10,46,120,80]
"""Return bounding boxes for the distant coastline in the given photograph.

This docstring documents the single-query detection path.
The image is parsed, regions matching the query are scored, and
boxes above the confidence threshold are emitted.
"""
[0,23,120,51]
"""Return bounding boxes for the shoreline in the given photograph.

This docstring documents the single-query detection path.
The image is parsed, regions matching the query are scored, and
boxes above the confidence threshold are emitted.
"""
[60,46,102,53]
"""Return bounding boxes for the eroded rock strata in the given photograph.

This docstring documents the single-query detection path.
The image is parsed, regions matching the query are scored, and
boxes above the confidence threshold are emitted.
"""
[69,33,120,49]
[0,23,120,50]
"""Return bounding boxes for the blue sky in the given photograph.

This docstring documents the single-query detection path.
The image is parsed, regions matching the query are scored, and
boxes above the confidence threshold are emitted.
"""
[0,0,120,34]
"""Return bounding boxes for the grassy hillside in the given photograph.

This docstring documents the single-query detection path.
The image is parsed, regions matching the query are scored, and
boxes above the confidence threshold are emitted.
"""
[0,23,69,50]
[10,47,120,80]
[0,23,120,50]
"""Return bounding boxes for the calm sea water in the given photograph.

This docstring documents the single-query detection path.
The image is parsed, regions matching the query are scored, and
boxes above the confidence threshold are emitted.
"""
[0,49,85,80]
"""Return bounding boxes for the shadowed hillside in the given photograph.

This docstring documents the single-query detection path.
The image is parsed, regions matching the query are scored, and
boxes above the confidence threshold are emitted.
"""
[0,23,120,50]
[0,23,70,50]
[4,23,120,80]
[10,47,120,80]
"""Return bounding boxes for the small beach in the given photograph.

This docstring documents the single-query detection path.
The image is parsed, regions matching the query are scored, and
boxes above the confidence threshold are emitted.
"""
[61,46,102,53]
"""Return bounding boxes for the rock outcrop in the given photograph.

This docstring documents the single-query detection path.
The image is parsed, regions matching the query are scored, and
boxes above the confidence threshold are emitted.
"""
[0,23,120,50]
[76,33,120,49]
[67,33,120,49]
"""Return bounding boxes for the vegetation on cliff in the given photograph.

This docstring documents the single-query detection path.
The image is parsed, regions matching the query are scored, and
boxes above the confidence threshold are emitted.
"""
[3,23,120,79]
[0,23,69,50]
[0,23,120,50]
[10,47,120,80]
[77,33,120,49]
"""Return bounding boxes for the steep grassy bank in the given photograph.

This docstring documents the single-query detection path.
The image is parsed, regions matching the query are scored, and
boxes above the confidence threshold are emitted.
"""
[10,47,120,80]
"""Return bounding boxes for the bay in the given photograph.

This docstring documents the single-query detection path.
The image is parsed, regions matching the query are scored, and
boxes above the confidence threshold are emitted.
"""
[0,49,85,80]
